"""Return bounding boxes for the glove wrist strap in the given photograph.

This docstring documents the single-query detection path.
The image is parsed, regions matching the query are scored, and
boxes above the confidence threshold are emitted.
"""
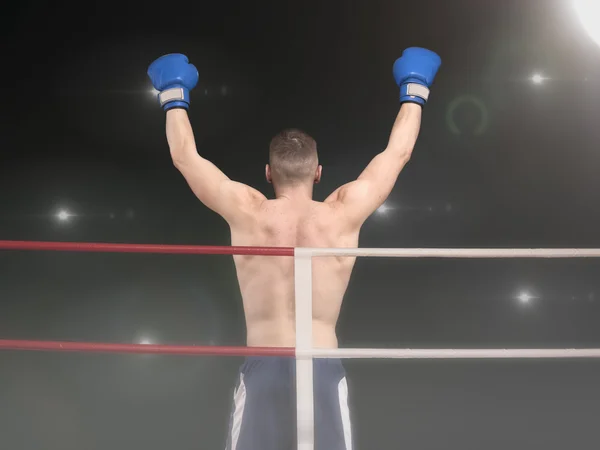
[158,87,190,109]
[400,83,430,104]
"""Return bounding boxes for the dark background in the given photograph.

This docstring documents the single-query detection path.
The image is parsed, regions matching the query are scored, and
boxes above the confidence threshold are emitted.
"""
[1,1,600,449]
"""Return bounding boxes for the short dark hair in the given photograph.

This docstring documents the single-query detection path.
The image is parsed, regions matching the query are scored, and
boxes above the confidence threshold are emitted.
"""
[269,129,318,185]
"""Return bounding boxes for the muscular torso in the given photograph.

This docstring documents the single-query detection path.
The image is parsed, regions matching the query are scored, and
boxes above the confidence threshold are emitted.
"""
[230,198,359,348]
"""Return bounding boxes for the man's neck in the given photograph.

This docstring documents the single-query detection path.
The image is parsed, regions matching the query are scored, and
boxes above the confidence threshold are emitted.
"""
[273,183,314,201]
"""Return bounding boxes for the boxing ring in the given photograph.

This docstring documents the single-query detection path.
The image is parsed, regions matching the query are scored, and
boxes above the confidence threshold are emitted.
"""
[1,240,600,450]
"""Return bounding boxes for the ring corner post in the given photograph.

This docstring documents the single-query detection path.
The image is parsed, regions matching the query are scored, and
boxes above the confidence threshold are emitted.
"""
[294,247,315,450]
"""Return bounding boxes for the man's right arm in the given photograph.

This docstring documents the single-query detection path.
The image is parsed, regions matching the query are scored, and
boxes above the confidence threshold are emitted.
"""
[325,103,422,222]
[326,47,441,227]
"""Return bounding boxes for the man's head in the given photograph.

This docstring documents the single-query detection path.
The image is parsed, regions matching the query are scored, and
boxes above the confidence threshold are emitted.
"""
[266,129,321,189]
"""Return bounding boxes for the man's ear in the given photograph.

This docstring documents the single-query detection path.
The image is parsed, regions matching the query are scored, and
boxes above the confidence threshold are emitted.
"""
[314,165,322,184]
[265,164,272,183]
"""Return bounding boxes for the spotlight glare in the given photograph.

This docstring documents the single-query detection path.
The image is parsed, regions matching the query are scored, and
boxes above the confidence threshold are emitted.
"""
[573,0,600,47]
[516,291,536,304]
[530,73,545,85]
[376,203,392,215]
[55,209,71,222]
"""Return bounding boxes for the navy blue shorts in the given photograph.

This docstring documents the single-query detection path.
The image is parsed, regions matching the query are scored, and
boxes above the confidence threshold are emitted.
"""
[225,357,352,450]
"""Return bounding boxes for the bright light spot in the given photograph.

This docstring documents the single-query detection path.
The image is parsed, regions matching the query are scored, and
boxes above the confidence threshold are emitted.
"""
[376,203,392,215]
[516,291,535,304]
[139,338,153,345]
[530,73,545,85]
[55,209,72,221]
[573,0,600,47]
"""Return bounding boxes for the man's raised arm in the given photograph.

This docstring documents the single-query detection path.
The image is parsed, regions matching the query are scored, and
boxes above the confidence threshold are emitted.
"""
[327,47,441,226]
[148,54,264,225]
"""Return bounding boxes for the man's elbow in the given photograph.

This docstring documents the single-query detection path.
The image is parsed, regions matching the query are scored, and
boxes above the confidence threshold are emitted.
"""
[399,148,413,164]
[384,145,413,166]
[171,152,187,169]
[170,145,198,169]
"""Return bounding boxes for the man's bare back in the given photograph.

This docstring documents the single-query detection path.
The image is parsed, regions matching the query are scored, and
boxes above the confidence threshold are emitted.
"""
[231,198,359,348]
[165,104,423,349]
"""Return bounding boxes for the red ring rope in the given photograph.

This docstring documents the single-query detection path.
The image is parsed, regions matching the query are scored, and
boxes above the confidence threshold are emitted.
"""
[0,339,294,356]
[0,240,294,256]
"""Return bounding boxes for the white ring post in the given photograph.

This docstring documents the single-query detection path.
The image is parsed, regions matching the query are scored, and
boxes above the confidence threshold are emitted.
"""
[294,248,314,450]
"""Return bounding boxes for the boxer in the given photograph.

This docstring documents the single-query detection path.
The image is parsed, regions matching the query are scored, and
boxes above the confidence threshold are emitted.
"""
[148,47,441,450]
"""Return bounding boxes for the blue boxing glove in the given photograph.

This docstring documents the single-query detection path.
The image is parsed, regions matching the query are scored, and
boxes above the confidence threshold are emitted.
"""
[147,54,199,111]
[393,48,441,106]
